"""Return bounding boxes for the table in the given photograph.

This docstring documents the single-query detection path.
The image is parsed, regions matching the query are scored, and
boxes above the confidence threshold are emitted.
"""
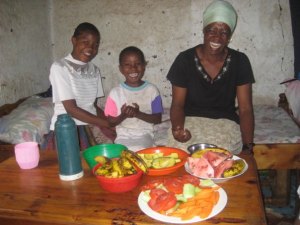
[0,149,267,225]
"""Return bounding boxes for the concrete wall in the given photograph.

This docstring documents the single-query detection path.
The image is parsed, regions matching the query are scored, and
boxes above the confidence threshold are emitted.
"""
[0,0,294,108]
[0,0,53,105]
[51,0,294,108]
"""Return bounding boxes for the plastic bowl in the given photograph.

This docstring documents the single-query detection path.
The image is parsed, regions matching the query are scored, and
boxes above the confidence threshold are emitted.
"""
[187,143,217,155]
[82,144,127,169]
[93,163,143,193]
[136,146,189,176]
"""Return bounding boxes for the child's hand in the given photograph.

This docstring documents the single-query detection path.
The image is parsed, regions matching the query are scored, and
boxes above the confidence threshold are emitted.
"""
[131,103,140,117]
[121,103,139,118]
[121,104,135,118]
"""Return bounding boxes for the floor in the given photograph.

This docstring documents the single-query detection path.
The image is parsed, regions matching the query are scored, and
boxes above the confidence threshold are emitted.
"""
[260,170,299,225]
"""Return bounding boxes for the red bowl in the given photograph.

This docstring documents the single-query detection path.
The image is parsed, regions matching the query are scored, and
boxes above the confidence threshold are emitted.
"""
[137,146,189,176]
[93,163,143,193]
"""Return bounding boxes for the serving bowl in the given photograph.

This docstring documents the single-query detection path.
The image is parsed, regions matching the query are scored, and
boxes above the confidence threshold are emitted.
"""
[136,146,189,176]
[93,163,143,193]
[82,143,127,169]
[187,143,217,155]
[185,155,248,183]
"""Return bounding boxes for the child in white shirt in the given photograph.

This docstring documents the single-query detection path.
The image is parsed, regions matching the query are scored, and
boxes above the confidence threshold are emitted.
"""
[104,46,163,151]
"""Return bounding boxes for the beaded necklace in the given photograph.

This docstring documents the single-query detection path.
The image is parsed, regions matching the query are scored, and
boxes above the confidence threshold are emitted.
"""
[194,53,231,84]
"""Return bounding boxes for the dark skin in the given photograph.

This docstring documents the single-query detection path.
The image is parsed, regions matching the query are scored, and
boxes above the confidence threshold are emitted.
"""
[170,22,254,153]
[108,52,162,126]
[62,31,110,128]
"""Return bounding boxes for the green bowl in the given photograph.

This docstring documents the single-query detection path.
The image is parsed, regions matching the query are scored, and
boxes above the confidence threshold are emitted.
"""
[82,144,128,169]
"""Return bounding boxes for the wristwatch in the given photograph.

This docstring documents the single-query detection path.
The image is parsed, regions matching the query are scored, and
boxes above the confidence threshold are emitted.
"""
[242,143,255,154]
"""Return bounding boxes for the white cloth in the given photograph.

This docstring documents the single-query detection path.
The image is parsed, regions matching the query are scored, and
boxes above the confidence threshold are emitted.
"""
[49,54,104,130]
[167,117,242,154]
[285,80,300,123]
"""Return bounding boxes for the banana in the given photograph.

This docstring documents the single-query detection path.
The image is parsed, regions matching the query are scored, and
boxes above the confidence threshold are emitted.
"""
[191,148,232,158]
[95,167,110,176]
[121,150,148,173]
[94,150,148,178]
[94,155,110,165]
[119,157,133,170]
[112,160,124,177]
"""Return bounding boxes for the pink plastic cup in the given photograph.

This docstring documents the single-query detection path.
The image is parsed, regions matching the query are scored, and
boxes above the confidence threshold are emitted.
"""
[14,142,40,169]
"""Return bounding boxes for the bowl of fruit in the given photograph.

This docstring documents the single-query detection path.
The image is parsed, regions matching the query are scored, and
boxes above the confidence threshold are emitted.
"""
[92,149,148,193]
[137,146,189,176]
[82,143,128,169]
[185,146,248,182]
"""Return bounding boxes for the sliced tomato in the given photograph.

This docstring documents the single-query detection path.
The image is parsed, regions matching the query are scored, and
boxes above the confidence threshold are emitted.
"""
[150,188,167,200]
[156,192,177,211]
[141,179,162,191]
[148,192,177,212]
[163,178,184,194]
[148,197,163,212]
[181,174,200,186]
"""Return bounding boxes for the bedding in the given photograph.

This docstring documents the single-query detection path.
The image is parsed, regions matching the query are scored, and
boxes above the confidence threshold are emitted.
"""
[0,96,53,144]
[0,93,298,150]
[254,105,300,144]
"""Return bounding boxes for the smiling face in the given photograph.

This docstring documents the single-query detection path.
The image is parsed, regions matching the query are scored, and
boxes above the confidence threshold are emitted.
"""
[71,31,100,63]
[203,22,231,55]
[119,52,146,87]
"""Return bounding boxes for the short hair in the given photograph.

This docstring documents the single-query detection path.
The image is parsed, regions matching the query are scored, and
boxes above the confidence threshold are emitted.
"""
[119,46,146,64]
[73,22,100,38]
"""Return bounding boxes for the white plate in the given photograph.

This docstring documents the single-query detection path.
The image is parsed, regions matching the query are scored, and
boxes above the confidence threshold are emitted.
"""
[138,186,227,224]
[184,155,248,183]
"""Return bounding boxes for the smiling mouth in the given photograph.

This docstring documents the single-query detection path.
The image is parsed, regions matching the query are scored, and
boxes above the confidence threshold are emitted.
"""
[129,73,139,78]
[210,42,221,49]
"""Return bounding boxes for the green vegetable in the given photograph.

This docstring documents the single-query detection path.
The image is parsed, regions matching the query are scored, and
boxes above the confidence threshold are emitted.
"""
[175,194,187,202]
[200,179,215,187]
[137,152,181,169]
[152,157,176,169]
[183,183,196,199]
[142,190,151,202]
[169,153,179,158]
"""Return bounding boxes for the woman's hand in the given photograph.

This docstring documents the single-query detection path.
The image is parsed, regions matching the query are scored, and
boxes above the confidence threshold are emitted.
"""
[172,126,192,142]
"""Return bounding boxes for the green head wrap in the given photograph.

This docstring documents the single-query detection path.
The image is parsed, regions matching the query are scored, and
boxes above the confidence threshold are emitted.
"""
[203,0,237,33]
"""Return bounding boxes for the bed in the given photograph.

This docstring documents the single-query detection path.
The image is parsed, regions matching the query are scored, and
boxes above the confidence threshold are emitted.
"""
[0,92,299,169]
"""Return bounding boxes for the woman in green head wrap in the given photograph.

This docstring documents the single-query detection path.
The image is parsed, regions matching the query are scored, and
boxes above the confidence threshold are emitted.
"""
[166,0,255,155]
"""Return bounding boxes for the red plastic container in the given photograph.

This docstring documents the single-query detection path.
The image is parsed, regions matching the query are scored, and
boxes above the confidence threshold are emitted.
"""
[93,163,143,193]
[137,146,189,176]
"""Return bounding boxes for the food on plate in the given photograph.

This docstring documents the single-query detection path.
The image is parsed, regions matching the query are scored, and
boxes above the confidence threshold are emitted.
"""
[188,148,244,178]
[94,155,110,165]
[191,147,232,158]
[121,150,148,173]
[94,150,148,178]
[140,175,219,220]
[138,152,181,169]
[223,159,246,178]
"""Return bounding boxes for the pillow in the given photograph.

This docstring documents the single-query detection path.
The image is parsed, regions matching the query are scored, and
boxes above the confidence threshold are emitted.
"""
[0,96,54,144]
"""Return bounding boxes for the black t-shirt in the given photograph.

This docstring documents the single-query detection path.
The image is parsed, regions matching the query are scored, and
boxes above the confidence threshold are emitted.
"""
[166,46,255,124]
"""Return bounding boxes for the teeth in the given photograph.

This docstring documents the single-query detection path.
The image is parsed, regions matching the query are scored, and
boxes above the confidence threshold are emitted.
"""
[84,52,91,56]
[210,42,221,49]
[129,73,138,78]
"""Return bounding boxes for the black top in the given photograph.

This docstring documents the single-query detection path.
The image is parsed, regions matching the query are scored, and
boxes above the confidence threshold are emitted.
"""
[167,46,255,124]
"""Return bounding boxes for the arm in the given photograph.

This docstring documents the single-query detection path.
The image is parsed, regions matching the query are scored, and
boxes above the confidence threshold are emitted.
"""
[94,98,105,118]
[170,85,191,142]
[132,103,162,125]
[237,83,254,152]
[62,99,110,128]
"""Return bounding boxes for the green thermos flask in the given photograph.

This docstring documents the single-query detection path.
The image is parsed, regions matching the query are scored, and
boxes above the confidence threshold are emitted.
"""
[55,114,83,181]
